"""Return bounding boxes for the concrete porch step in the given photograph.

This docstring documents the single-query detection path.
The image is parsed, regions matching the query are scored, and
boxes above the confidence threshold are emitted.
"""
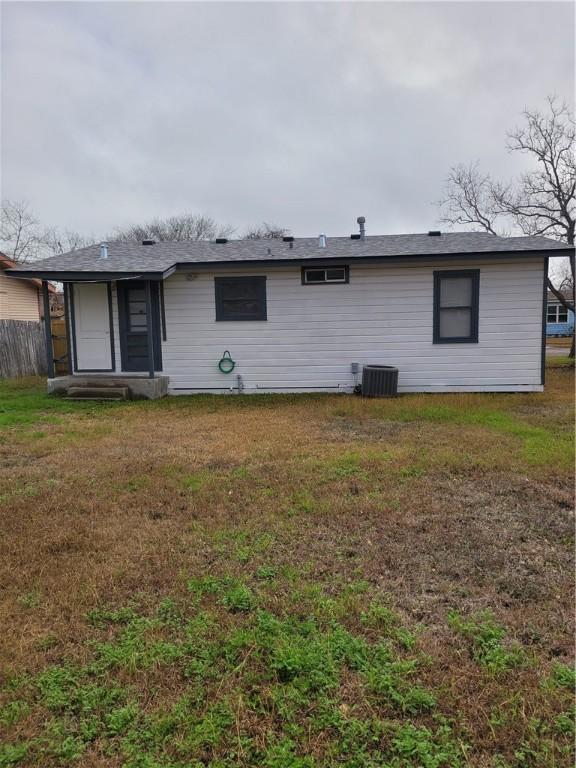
[49,375,169,400]
[66,386,130,401]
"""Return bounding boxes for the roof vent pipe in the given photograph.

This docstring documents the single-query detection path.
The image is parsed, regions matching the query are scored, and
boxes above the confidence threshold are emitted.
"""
[319,233,327,248]
[357,216,366,240]
[100,243,108,259]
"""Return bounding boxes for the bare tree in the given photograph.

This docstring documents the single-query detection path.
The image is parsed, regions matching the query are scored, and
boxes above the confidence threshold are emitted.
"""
[438,96,575,356]
[556,259,574,293]
[48,229,96,255]
[244,222,290,240]
[0,199,53,262]
[0,200,93,261]
[110,213,234,243]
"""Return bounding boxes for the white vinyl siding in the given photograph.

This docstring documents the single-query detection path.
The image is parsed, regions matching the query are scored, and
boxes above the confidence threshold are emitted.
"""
[159,257,544,393]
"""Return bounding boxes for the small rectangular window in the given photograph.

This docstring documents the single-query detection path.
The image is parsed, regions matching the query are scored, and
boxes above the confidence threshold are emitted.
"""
[302,265,349,285]
[547,306,558,323]
[215,276,267,321]
[558,307,568,323]
[433,270,479,344]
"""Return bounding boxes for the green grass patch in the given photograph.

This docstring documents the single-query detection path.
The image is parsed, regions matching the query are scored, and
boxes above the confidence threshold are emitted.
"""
[0,377,119,429]
[546,663,576,691]
[448,611,526,672]
[1,580,573,766]
[181,473,206,492]
[0,585,459,766]
[372,402,574,470]
[546,355,575,368]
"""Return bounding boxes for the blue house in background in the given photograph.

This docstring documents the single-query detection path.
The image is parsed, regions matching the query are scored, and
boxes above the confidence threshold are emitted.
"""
[546,290,574,337]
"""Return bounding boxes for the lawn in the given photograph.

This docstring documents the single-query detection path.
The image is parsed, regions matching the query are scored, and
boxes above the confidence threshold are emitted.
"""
[0,370,574,768]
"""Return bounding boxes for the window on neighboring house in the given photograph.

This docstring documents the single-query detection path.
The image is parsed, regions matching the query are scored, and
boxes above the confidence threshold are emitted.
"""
[433,270,480,343]
[547,305,569,323]
[215,276,267,321]
[302,265,349,285]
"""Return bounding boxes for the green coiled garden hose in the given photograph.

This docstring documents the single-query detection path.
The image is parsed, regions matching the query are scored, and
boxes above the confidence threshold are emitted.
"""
[218,351,236,374]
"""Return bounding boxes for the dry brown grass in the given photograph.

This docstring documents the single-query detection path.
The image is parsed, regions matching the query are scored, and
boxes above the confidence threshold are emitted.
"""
[546,337,572,347]
[0,369,574,766]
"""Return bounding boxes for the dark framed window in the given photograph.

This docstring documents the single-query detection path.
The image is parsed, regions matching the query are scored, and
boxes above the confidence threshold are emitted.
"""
[215,276,267,321]
[302,265,349,285]
[433,270,480,343]
[547,305,569,323]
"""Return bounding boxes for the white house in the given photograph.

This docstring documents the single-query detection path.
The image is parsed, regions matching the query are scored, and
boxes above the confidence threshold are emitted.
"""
[7,225,572,398]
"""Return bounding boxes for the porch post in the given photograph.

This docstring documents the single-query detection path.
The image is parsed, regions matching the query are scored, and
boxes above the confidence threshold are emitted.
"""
[63,283,73,374]
[144,280,155,379]
[42,280,55,379]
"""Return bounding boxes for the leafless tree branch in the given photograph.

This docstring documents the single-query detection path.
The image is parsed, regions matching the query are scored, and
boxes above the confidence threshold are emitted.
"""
[436,96,575,356]
[243,222,290,240]
[110,213,234,243]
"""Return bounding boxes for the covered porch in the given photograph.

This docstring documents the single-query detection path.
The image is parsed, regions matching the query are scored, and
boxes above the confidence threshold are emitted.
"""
[40,276,169,400]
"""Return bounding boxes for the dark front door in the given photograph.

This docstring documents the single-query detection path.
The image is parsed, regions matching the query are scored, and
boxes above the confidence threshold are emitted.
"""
[118,281,163,372]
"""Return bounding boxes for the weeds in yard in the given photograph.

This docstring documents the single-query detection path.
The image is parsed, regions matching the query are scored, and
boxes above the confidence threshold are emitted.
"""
[3,579,572,766]
[0,585,462,766]
[546,663,575,691]
[182,473,206,492]
[0,373,573,767]
[448,611,526,672]
[221,584,256,613]
[254,565,277,581]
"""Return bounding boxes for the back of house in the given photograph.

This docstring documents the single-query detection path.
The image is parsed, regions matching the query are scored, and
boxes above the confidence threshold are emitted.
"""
[8,223,573,397]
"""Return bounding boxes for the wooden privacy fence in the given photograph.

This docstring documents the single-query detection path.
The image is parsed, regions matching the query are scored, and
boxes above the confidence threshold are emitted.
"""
[0,318,69,379]
[52,318,69,376]
[0,320,47,378]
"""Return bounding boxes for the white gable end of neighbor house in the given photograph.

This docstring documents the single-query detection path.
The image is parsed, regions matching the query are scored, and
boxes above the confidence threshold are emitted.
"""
[9,229,569,396]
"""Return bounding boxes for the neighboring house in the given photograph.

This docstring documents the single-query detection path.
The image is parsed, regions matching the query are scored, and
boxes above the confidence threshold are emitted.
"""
[0,252,48,320]
[546,289,574,337]
[7,226,574,398]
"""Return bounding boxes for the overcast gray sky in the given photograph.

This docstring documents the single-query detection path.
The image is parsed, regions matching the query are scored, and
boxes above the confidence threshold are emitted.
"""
[1,1,574,239]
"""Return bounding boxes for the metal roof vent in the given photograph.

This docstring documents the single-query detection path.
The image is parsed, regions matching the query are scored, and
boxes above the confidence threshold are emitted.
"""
[142,239,156,245]
[428,230,441,236]
[215,238,228,244]
[357,216,366,240]
[319,233,327,248]
[350,234,361,240]
[100,243,108,259]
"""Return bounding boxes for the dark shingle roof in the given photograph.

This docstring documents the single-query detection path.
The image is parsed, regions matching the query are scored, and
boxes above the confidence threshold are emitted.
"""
[547,289,574,303]
[7,232,572,279]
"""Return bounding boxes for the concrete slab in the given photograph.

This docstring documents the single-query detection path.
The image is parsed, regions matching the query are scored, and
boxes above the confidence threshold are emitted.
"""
[47,375,169,400]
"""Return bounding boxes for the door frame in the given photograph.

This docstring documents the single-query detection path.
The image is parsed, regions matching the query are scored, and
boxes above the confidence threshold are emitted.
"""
[117,280,163,373]
[69,282,115,373]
